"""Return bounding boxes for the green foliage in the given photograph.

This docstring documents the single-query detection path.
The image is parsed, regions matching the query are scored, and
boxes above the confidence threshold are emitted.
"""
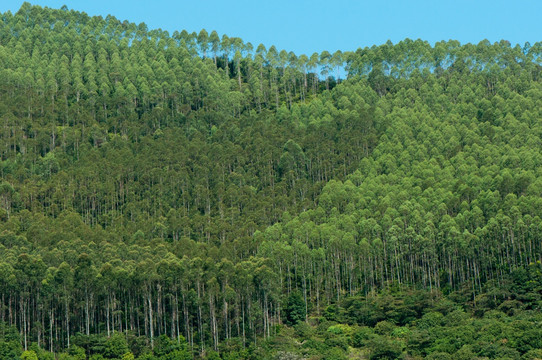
[293,322,314,340]
[68,345,86,360]
[152,335,191,360]
[286,291,305,326]
[205,350,220,360]
[323,305,339,322]
[327,324,353,336]
[21,350,38,360]
[121,353,135,360]
[352,327,376,348]
[367,336,403,360]
[0,324,21,359]
[418,312,445,329]
[29,343,55,360]
[374,321,396,336]
[274,352,302,360]
[0,3,541,360]
[523,349,542,360]
[322,347,348,360]
[104,333,129,359]
[425,352,453,360]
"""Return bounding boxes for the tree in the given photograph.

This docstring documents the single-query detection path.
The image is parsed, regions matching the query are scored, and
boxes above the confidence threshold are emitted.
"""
[1,4,542,358]
[21,350,38,360]
[285,291,305,325]
[197,29,209,58]
[104,333,129,359]
[209,30,220,65]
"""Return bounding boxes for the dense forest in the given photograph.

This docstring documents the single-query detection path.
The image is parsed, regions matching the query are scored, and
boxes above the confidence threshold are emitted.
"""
[0,3,541,359]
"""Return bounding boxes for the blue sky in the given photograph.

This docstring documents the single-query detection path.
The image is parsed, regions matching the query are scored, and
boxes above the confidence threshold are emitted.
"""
[1,1,541,55]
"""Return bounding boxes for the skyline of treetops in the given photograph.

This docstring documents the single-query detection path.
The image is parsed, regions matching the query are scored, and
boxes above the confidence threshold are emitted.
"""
[0,2,541,360]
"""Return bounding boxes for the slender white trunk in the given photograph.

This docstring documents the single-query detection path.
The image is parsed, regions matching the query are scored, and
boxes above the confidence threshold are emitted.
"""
[147,289,154,349]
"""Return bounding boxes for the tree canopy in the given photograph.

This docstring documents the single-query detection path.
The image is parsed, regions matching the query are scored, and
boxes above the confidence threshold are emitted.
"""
[0,2,541,359]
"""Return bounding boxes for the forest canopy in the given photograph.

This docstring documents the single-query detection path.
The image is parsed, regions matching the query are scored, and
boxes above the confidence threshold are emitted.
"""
[0,2,541,359]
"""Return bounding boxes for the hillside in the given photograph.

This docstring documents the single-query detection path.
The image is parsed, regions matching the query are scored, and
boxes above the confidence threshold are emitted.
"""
[0,3,541,359]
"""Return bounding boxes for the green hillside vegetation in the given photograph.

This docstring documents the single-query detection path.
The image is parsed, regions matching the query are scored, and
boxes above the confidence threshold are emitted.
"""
[0,2,541,359]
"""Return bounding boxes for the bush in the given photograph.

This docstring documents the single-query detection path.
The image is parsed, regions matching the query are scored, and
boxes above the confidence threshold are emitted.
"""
[68,345,86,360]
[21,350,38,360]
[368,336,403,360]
[418,311,444,329]
[293,322,314,340]
[425,352,453,360]
[29,343,55,360]
[301,338,328,353]
[324,304,340,322]
[391,326,410,339]
[104,333,129,359]
[121,352,135,360]
[324,335,349,351]
[323,347,347,360]
[352,326,376,348]
[444,309,469,326]
[205,350,221,360]
[286,291,306,326]
[153,335,191,360]
[374,321,396,336]
[454,345,476,360]
[274,351,302,360]
[327,324,353,336]
[523,349,542,360]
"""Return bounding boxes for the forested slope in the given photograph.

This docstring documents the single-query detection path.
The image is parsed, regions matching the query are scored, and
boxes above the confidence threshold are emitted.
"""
[0,3,541,359]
